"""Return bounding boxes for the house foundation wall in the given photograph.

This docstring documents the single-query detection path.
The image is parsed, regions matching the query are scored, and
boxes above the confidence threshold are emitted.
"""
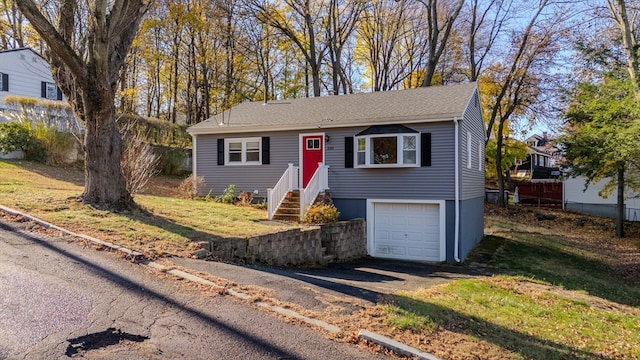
[201,219,366,266]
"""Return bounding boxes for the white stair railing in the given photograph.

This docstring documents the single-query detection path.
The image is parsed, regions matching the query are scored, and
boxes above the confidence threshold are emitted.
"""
[267,163,299,220]
[300,163,330,218]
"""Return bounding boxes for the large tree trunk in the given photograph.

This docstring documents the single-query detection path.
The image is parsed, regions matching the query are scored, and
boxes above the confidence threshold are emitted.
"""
[14,0,147,212]
[81,67,134,210]
[83,110,133,209]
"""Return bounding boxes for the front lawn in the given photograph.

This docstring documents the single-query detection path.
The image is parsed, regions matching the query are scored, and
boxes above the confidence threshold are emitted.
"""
[2,159,639,359]
[373,208,640,359]
[0,159,294,257]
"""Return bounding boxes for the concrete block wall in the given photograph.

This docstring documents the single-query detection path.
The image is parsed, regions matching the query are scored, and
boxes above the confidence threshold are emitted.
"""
[321,219,366,261]
[203,219,366,267]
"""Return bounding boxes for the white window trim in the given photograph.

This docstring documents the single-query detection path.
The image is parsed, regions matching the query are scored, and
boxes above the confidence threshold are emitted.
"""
[355,133,420,168]
[224,137,261,165]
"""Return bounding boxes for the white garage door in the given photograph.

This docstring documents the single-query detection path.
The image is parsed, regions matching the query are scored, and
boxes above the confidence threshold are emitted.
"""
[370,202,444,262]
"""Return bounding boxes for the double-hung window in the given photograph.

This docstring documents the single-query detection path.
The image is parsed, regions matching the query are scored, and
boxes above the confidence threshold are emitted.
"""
[41,81,62,100]
[0,72,8,91]
[225,137,261,165]
[355,133,419,167]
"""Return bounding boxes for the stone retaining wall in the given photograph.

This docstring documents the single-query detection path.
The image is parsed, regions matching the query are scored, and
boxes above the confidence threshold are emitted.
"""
[199,219,366,267]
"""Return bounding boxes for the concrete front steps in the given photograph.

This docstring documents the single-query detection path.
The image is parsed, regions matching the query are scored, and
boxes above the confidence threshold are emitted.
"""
[272,190,332,222]
[272,190,301,222]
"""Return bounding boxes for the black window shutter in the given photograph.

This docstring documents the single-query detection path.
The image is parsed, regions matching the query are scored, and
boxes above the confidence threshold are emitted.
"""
[1,73,8,91]
[217,138,225,165]
[262,136,270,164]
[421,133,431,167]
[41,82,47,98]
[344,137,354,168]
[56,87,63,100]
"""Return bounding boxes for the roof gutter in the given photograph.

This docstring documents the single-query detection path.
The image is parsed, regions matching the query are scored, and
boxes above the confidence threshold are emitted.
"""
[186,113,464,136]
[454,116,461,263]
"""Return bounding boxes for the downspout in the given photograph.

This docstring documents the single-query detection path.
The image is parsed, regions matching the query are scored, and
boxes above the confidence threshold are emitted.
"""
[191,135,198,195]
[454,117,461,263]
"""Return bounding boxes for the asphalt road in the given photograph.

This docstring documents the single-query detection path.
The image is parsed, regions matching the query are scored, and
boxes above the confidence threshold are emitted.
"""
[0,219,387,359]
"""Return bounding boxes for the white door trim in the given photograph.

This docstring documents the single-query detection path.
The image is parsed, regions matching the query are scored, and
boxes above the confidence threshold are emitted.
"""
[366,199,447,262]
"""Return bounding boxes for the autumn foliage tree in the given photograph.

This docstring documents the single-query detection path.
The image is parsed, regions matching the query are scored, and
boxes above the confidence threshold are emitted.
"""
[15,0,150,210]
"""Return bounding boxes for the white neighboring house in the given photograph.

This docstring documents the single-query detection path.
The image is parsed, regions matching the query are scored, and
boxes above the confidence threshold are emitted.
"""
[0,47,78,159]
[0,47,64,112]
[564,176,640,222]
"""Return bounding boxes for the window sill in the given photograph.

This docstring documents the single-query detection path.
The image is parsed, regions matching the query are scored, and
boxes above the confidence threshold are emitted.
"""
[355,164,419,169]
[225,162,262,166]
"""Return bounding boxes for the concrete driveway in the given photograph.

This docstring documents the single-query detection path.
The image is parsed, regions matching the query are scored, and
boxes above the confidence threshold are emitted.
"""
[170,257,492,313]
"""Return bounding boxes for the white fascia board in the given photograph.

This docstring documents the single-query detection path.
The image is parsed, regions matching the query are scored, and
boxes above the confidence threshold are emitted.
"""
[186,114,462,136]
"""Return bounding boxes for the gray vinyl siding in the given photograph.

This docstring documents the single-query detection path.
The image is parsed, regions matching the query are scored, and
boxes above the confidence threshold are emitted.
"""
[326,122,456,201]
[458,196,485,261]
[460,90,486,200]
[195,131,300,197]
[196,122,457,200]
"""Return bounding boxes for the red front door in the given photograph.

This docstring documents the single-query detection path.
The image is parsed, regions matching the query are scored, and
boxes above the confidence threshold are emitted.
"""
[301,134,324,188]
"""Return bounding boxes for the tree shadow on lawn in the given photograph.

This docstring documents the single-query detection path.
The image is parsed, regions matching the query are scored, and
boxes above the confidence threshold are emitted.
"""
[386,294,607,360]
[484,234,640,308]
[123,206,224,251]
[5,160,184,198]
[5,159,85,186]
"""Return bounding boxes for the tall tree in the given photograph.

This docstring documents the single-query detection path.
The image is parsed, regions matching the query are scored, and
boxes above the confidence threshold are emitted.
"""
[325,0,364,94]
[413,0,465,87]
[481,0,565,207]
[356,0,429,91]
[561,75,640,237]
[463,0,512,81]
[606,0,640,91]
[250,0,328,97]
[0,0,26,48]
[15,0,150,210]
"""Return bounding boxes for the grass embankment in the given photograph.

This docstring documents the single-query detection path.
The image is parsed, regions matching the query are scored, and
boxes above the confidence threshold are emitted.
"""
[377,208,640,359]
[0,159,293,257]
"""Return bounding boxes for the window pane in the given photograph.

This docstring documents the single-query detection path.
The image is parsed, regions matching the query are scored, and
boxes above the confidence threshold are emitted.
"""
[229,152,242,162]
[246,141,260,151]
[45,82,58,99]
[229,142,242,151]
[403,150,416,164]
[306,138,320,150]
[357,152,365,165]
[371,137,397,164]
[357,138,366,151]
[246,150,260,162]
[403,136,416,150]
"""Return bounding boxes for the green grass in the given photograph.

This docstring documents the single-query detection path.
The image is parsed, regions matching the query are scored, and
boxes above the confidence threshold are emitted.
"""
[387,276,640,359]
[0,159,295,256]
[383,215,640,359]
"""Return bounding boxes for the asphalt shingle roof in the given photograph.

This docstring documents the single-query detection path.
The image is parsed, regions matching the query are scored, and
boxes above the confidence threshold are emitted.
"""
[188,82,478,135]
